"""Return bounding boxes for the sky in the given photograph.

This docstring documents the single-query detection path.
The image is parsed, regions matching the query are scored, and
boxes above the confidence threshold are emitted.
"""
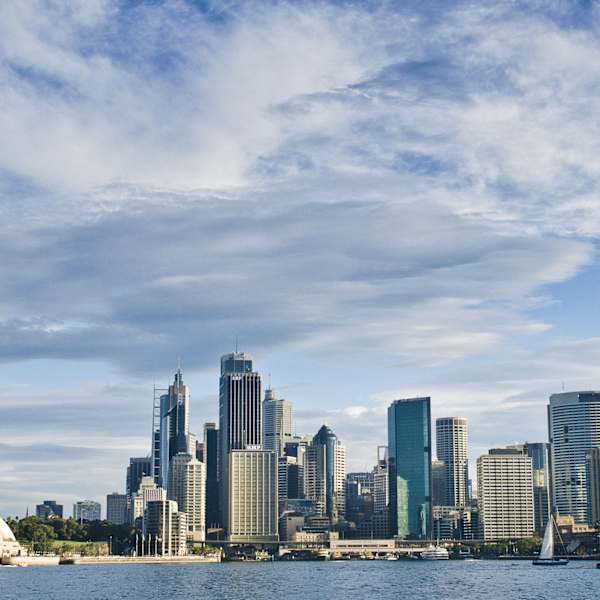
[2,0,600,517]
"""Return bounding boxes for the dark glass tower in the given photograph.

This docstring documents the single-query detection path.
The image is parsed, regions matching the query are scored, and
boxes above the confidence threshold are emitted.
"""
[388,397,432,539]
[204,422,220,529]
[218,352,262,531]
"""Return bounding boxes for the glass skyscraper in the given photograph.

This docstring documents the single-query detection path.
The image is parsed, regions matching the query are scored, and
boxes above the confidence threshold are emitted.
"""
[548,391,600,523]
[387,397,432,539]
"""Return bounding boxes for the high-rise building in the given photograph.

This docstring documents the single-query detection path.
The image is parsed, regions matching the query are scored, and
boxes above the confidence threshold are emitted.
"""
[305,425,346,523]
[204,423,220,529]
[477,448,534,540]
[523,442,550,535]
[436,417,469,507]
[387,398,432,539]
[586,447,600,527]
[548,391,600,523]
[144,499,187,556]
[156,370,193,487]
[228,449,278,543]
[263,388,294,456]
[130,475,167,525]
[73,500,101,522]
[126,457,152,500]
[373,449,389,515]
[431,459,445,507]
[278,455,304,512]
[106,493,128,525]
[167,453,206,542]
[35,500,63,519]
[218,352,262,533]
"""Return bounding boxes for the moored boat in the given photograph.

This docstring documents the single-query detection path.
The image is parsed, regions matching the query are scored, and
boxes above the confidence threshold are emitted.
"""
[420,545,449,560]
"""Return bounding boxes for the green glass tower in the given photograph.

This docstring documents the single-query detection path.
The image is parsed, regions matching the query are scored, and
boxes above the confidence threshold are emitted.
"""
[387,397,432,539]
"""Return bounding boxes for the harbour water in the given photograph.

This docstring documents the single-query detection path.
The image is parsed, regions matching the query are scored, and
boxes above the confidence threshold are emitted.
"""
[1,560,598,600]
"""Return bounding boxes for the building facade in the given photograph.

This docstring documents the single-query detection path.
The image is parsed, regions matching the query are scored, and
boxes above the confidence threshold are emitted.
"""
[548,391,600,524]
[203,422,220,529]
[144,499,187,556]
[305,425,346,523]
[436,417,469,507]
[35,500,63,519]
[228,449,278,543]
[387,398,432,539]
[167,453,206,542]
[106,492,128,525]
[586,447,600,527]
[218,352,262,532]
[523,442,550,535]
[263,388,294,456]
[73,500,102,522]
[477,448,534,540]
[126,457,152,500]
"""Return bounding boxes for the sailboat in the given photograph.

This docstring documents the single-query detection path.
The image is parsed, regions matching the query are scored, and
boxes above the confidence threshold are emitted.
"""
[532,515,568,566]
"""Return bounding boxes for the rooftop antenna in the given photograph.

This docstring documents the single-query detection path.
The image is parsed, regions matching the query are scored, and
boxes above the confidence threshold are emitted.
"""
[268,372,272,390]
[235,335,239,353]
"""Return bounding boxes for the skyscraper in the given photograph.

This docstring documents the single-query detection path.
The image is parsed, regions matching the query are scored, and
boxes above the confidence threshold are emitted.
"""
[431,459,445,506]
[263,388,294,456]
[144,499,187,556]
[106,493,128,525]
[477,448,534,540]
[157,369,192,487]
[387,397,432,539]
[586,447,600,527]
[167,453,206,542]
[126,457,152,500]
[436,417,469,507]
[218,352,262,532]
[203,422,220,529]
[228,449,278,543]
[548,391,600,523]
[305,425,346,522]
[524,442,550,535]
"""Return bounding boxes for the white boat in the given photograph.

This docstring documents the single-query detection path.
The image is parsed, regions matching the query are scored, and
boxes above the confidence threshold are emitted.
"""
[420,545,449,560]
[532,515,568,566]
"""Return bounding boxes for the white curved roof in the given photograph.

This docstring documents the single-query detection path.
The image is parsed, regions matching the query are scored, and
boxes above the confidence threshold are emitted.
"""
[0,518,17,542]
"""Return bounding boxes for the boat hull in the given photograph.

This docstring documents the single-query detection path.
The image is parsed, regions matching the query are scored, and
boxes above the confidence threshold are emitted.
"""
[532,559,569,566]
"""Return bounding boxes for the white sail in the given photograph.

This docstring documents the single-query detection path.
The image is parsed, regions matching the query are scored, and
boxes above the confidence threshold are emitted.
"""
[539,518,554,560]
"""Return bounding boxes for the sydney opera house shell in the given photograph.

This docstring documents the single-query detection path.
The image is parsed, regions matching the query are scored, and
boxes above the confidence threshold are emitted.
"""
[0,518,59,566]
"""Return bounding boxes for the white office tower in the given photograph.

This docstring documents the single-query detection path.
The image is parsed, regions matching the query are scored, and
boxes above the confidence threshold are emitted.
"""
[263,388,294,456]
[130,476,166,524]
[144,499,187,556]
[167,453,206,542]
[228,449,278,543]
[436,417,469,507]
[548,391,600,524]
[477,448,534,540]
[73,500,102,522]
[305,425,346,522]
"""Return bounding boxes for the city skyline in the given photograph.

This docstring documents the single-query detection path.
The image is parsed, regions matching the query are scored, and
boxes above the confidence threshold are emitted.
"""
[3,0,600,521]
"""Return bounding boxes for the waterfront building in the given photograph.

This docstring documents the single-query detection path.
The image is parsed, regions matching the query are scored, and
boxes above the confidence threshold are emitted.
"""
[73,500,101,522]
[126,457,152,500]
[436,417,469,507]
[476,448,534,540]
[144,499,187,556]
[523,442,550,535]
[167,453,206,541]
[35,500,63,519]
[305,425,346,523]
[586,447,600,526]
[218,352,262,532]
[204,422,220,529]
[263,388,294,456]
[432,505,475,540]
[106,492,128,525]
[387,398,432,539]
[228,449,278,543]
[548,391,600,524]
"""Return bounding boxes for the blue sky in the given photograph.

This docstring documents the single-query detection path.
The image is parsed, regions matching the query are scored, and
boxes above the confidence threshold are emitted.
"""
[2,0,600,517]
